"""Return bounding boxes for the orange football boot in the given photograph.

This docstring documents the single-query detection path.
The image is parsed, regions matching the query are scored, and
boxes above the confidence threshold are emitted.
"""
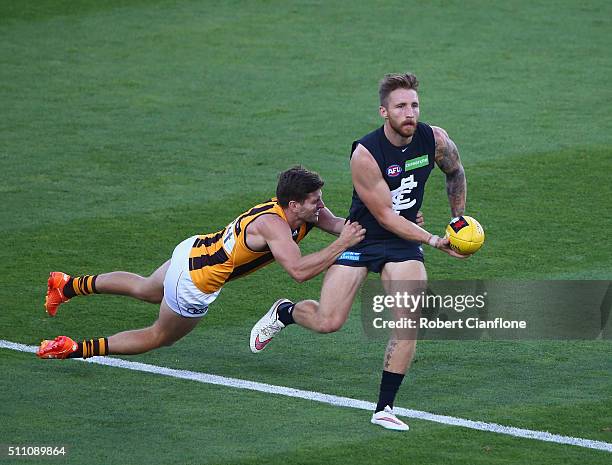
[44,272,72,316]
[36,336,78,359]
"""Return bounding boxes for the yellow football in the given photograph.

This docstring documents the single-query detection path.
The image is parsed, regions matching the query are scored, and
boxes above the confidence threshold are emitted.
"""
[445,216,485,255]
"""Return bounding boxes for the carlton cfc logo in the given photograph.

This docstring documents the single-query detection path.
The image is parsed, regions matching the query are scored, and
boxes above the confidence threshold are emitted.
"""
[387,165,403,177]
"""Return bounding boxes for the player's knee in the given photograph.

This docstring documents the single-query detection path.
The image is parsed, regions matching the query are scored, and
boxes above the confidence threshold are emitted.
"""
[318,316,345,334]
[160,337,177,347]
[154,330,179,348]
[145,324,174,349]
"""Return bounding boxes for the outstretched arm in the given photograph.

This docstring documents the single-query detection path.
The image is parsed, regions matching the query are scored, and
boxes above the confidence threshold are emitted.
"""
[432,126,466,217]
[256,215,365,283]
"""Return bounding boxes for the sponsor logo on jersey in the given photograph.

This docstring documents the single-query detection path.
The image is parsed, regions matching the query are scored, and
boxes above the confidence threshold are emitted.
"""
[449,216,469,233]
[339,251,361,261]
[386,164,403,177]
[405,155,429,171]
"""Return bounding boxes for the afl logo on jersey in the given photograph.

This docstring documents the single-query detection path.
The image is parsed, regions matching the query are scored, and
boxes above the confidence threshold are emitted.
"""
[387,164,403,177]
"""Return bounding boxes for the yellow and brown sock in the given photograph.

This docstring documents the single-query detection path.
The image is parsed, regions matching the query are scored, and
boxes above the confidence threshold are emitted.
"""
[63,275,99,299]
[67,338,109,359]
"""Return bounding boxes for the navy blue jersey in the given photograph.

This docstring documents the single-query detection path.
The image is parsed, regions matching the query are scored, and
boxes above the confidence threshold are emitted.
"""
[348,122,436,240]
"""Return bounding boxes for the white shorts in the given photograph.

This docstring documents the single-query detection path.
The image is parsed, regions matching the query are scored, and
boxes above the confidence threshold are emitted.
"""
[163,235,221,318]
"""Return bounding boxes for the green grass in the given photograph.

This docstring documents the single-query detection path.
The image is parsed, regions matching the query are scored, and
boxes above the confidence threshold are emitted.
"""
[2,350,611,465]
[1,0,611,464]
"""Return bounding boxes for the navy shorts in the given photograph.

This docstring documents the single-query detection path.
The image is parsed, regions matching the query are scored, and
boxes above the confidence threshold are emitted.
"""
[335,237,424,273]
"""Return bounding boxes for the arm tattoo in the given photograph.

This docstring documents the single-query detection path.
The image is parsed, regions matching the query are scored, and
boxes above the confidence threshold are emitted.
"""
[435,131,467,217]
[446,168,466,217]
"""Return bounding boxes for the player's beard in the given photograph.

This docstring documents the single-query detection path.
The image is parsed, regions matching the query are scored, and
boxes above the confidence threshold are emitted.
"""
[390,118,417,138]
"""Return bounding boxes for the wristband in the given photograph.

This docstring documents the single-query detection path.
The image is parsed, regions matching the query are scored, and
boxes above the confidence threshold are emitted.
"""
[428,234,440,248]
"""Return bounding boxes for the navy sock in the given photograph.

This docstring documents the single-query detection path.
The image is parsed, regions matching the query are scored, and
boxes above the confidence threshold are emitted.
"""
[375,370,405,413]
[276,301,295,326]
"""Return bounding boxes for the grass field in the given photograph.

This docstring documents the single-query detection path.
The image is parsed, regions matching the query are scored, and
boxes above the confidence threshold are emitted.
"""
[1,1,611,464]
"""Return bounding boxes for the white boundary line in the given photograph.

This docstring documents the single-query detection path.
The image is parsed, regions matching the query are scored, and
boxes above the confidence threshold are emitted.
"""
[2,339,611,453]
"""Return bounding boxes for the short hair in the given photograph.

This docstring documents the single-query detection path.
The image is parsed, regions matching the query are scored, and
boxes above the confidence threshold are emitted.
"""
[276,166,324,207]
[379,72,419,107]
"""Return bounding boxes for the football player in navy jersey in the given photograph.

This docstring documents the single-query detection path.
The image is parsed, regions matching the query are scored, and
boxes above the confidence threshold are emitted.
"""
[251,73,468,430]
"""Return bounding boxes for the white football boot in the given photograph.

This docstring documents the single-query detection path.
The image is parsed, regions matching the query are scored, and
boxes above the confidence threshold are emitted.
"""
[250,299,292,353]
[371,406,409,431]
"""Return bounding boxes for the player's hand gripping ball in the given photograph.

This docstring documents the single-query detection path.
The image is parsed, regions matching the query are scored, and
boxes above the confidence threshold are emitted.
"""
[445,216,485,255]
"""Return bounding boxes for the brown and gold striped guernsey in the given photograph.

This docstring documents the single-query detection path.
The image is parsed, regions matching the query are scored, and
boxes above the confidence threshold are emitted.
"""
[188,198,313,293]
